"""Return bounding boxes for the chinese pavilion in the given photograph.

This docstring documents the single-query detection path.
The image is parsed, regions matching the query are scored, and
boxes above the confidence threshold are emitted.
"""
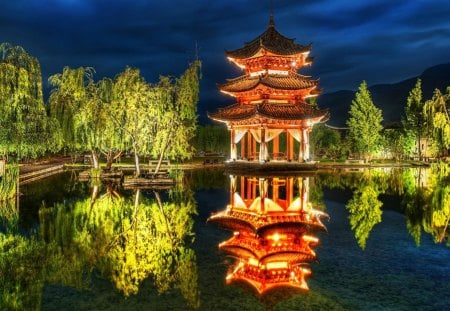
[208,16,329,163]
[208,174,328,301]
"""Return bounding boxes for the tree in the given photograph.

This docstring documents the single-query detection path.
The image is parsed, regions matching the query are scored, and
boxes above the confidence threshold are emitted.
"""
[423,88,450,157]
[111,67,153,176]
[0,43,49,161]
[310,124,342,159]
[402,79,427,160]
[150,60,201,174]
[48,66,95,156]
[346,81,383,161]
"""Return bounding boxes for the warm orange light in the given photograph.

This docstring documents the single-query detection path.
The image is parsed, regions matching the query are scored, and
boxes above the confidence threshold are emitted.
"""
[302,235,319,244]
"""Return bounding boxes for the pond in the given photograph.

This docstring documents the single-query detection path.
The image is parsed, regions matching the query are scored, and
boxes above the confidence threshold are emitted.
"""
[0,166,449,310]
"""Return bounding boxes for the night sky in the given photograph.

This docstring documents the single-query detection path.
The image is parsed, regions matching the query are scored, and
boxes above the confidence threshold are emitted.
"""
[2,0,450,122]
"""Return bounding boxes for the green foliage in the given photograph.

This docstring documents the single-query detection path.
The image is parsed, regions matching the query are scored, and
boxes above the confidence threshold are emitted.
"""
[423,88,450,156]
[0,164,18,201]
[0,233,47,311]
[346,179,383,249]
[48,66,94,153]
[192,124,229,154]
[402,79,427,159]
[310,124,343,159]
[37,184,200,306]
[0,43,50,159]
[346,81,383,160]
[151,60,201,162]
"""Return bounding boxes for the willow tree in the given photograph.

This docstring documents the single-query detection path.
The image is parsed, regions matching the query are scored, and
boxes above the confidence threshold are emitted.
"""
[347,81,383,161]
[151,60,201,174]
[111,67,153,176]
[423,88,450,157]
[48,66,95,155]
[98,78,127,170]
[0,43,49,160]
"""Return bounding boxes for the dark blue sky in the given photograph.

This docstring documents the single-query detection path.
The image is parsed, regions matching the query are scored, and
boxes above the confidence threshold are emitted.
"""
[2,0,450,121]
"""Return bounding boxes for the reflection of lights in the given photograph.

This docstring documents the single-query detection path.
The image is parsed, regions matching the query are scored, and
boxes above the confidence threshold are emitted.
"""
[302,235,319,244]
[248,258,259,266]
[272,233,280,242]
[266,261,288,269]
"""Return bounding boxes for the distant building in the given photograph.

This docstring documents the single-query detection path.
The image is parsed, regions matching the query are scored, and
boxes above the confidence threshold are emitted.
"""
[208,16,329,163]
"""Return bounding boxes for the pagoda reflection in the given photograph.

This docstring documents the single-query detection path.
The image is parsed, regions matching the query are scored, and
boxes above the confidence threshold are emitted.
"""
[208,174,328,299]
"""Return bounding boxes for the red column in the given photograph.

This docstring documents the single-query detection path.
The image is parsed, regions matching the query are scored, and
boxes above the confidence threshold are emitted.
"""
[247,130,252,160]
[240,131,246,160]
[230,128,236,160]
[273,135,279,160]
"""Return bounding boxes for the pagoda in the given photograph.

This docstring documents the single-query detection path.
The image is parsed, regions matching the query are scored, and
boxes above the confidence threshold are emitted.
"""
[208,16,329,163]
[208,174,328,302]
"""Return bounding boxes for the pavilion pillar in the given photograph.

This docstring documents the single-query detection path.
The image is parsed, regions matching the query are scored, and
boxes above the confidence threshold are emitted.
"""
[286,177,294,207]
[302,128,310,162]
[240,131,246,160]
[286,130,294,161]
[230,128,237,160]
[285,130,290,161]
[230,175,236,208]
[252,136,257,160]
[272,177,279,206]
[259,127,266,163]
[301,177,309,212]
[298,128,304,163]
[259,178,268,213]
[273,135,279,160]
[240,175,246,201]
[246,131,252,160]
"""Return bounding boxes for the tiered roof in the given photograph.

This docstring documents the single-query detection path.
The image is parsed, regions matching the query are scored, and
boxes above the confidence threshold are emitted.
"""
[209,15,328,125]
[208,102,329,122]
[226,16,310,59]
[219,72,318,93]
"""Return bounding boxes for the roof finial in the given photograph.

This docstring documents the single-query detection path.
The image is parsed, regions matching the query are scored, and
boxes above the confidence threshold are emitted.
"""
[269,0,275,27]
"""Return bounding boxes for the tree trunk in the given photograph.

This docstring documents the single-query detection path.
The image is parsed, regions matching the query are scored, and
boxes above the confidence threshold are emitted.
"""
[105,150,113,171]
[92,150,99,169]
[105,150,122,171]
[153,135,171,177]
[0,159,5,177]
[133,144,140,177]
[154,191,174,248]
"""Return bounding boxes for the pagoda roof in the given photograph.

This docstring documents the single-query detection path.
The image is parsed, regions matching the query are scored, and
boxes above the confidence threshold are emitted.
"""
[226,16,311,59]
[208,209,327,234]
[219,72,318,93]
[208,102,329,122]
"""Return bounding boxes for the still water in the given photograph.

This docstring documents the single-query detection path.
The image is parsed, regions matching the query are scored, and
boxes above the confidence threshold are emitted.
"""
[1,166,449,310]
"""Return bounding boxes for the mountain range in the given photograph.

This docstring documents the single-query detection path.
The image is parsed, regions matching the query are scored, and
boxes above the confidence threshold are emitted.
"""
[318,63,450,127]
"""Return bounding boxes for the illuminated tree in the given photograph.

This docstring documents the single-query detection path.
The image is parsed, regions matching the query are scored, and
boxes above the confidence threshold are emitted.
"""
[402,79,427,160]
[423,88,450,157]
[347,81,383,161]
[151,60,201,174]
[111,67,153,176]
[0,43,49,160]
[48,66,95,155]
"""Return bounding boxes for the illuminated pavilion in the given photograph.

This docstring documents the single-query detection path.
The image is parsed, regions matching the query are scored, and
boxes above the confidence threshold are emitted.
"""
[208,174,328,298]
[208,16,329,163]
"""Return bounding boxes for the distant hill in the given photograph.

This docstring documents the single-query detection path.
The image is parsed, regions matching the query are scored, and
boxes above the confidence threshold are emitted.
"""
[319,63,450,127]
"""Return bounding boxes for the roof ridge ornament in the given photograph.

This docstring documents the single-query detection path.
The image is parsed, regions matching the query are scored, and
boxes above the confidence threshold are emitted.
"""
[269,14,275,28]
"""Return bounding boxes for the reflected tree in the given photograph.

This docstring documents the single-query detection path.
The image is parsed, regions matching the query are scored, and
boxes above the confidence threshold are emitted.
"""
[346,172,383,249]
